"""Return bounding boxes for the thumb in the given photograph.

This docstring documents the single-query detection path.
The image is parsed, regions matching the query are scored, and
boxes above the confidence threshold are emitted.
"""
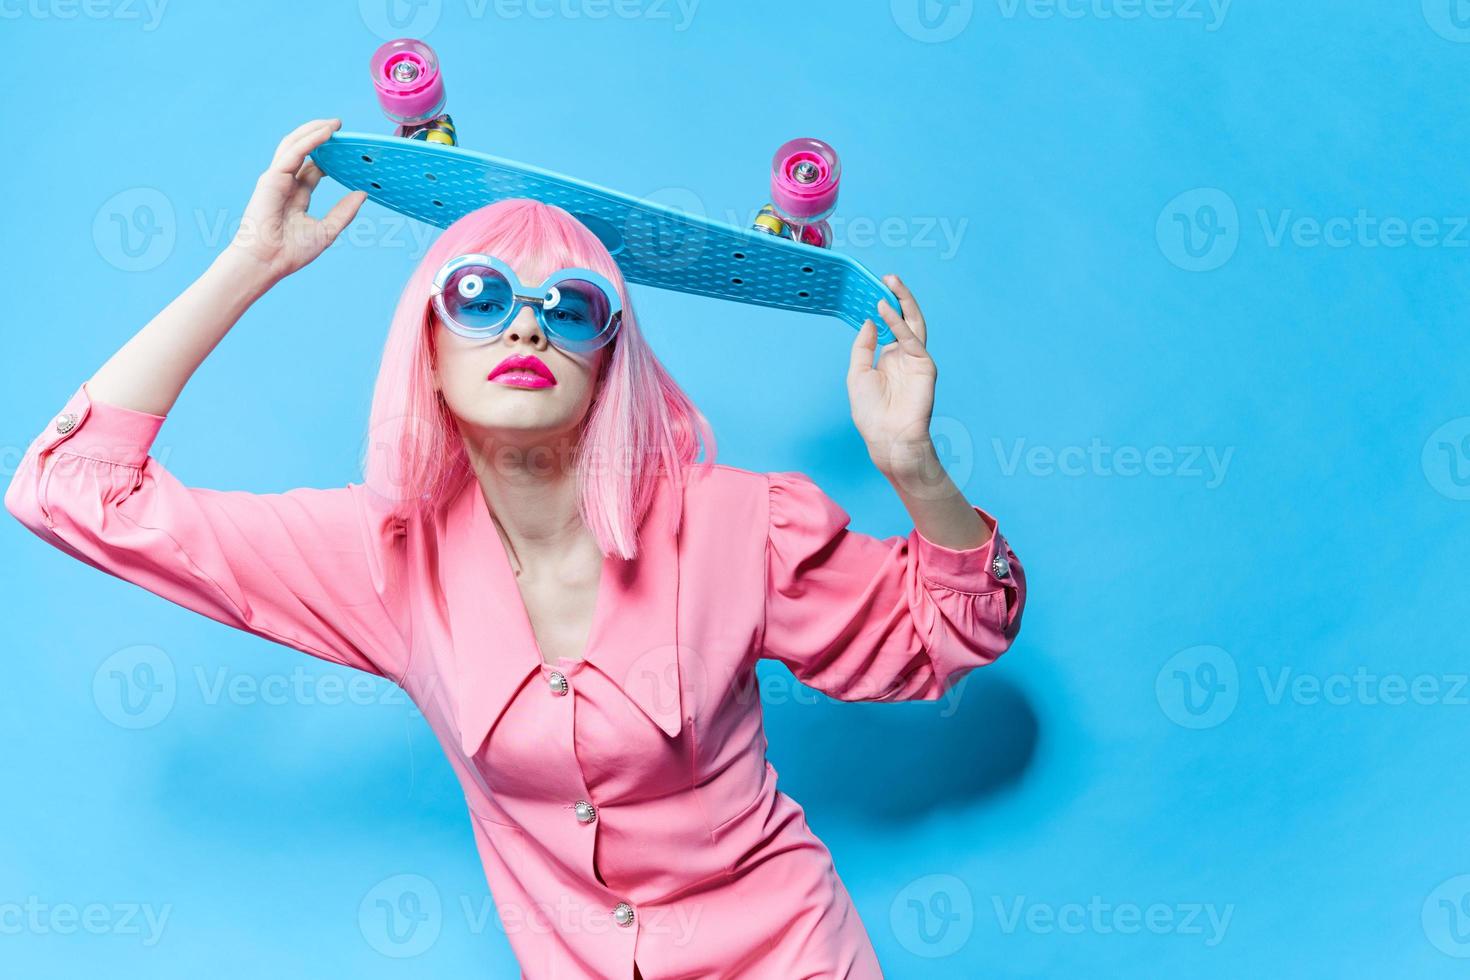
[318,190,368,245]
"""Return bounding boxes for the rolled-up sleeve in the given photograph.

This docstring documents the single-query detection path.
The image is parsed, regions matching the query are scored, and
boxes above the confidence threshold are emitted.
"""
[760,470,1025,702]
[5,381,408,680]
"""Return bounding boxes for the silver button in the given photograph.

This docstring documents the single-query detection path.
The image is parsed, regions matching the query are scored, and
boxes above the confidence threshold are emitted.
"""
[54,412,78,435]
[612,902,635,927]
[991,554,1011,580]
[574,800,597,824]
[548,671,568,696]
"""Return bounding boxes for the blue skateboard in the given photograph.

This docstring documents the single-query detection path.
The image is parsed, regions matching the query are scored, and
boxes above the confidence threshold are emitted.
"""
[311,37,899,344]
[310,134,899,346]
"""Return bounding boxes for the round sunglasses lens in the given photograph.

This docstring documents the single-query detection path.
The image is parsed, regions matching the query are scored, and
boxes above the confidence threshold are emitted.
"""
[444,266,514,330]
[540,278,613,344]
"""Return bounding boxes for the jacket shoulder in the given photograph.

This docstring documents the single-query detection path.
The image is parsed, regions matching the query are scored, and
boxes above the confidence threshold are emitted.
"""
[677,462,769,534]
[680,461,769,504]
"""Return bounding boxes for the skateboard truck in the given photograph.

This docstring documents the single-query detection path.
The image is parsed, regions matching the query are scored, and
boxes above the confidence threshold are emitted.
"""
[318,37,899,344]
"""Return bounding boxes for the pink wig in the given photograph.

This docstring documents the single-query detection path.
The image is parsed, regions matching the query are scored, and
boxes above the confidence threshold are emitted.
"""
[362,198,716,560]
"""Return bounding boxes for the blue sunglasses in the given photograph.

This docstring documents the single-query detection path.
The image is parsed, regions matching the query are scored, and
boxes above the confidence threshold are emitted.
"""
[430,253,624,354]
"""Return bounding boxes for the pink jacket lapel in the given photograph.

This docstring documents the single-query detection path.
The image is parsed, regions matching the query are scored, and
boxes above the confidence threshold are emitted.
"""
[440,469,687,758]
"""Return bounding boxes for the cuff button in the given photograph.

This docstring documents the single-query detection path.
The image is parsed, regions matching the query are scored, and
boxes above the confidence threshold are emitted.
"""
[54,412,78,435]
[991,554,1011,580]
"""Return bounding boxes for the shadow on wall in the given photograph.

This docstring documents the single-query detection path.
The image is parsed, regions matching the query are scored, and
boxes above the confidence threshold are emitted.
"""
[758,663,1038,824]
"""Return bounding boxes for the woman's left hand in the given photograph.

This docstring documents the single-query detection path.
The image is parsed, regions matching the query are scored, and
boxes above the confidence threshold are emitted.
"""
[848,273,939,479]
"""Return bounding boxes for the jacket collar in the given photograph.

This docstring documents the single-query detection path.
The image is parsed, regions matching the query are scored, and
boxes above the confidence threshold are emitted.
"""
[439,468,686,758]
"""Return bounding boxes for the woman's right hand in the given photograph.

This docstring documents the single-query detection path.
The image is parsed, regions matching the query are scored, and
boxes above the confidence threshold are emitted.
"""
[227,118,368,283]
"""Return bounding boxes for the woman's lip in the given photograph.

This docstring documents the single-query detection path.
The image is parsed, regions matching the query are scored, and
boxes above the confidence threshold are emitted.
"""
[490,371,556,389]
[487,356,557,385]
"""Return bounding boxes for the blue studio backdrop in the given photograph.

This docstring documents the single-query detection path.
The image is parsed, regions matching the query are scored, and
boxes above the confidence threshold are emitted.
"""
[3,2,1467,977]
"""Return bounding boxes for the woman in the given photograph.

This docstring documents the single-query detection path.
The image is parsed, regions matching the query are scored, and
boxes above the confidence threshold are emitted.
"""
[7,118,1027,978]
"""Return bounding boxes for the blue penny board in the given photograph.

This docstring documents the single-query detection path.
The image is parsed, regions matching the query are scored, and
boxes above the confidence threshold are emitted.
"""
[311,133,898,345]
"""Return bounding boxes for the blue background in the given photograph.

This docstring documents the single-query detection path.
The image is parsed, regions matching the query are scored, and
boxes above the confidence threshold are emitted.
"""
[4,1,1467,976]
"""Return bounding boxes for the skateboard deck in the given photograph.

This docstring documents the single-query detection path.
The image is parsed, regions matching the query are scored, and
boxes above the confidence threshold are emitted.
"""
[311,133,899,345]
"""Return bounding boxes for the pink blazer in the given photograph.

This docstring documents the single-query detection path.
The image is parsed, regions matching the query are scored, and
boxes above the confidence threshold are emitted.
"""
[7,381,1027,979]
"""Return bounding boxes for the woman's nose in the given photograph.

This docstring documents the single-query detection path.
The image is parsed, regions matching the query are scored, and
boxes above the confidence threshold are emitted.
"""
[502,306,546,346]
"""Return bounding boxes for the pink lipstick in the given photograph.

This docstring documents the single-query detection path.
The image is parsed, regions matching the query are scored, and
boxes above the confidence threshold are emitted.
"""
[488,354,557,389]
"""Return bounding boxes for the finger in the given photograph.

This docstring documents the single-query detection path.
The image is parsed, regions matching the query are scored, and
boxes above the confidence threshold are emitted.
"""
[276,117,332,154]
[269,118,340,177]
[884,274,927,345]
[875,297,925,356]
[297,158,325,193]
[289,159,325,211]
[316,189,368,245]
[848,318,878,378]
[270,118,334,170]
[273,119,339,177]
[268,127,324,178]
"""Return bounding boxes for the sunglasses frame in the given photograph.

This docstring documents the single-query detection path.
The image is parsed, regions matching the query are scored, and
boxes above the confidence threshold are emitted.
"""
[429,252,624,354]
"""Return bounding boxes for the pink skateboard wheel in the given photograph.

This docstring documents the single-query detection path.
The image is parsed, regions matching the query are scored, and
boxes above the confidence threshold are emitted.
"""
[770,137,841,221]
[370,38,446,126]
